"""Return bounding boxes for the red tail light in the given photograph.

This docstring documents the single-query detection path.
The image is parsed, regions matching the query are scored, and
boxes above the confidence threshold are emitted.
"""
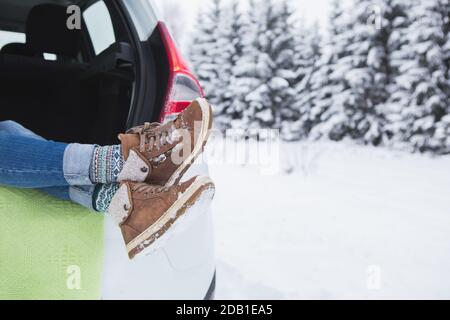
[157,22,204,121]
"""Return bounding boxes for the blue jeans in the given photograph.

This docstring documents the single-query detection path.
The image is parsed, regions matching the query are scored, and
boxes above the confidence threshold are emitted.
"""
[0,120,96,210]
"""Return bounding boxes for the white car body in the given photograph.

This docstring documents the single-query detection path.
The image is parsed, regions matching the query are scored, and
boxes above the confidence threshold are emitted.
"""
[99,0,216,299]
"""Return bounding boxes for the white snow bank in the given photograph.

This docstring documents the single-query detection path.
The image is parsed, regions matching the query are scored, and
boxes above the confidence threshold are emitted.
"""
[209,141,450,299]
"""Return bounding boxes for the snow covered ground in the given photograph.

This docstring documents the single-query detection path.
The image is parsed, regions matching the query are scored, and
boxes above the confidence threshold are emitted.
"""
[208,141,450,299]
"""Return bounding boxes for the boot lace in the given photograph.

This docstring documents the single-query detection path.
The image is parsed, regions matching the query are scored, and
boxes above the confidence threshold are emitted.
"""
[127,122,177,153]
[131,183,167,195]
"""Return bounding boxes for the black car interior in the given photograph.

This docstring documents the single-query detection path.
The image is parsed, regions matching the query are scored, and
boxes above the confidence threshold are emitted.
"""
[0,0,136,145]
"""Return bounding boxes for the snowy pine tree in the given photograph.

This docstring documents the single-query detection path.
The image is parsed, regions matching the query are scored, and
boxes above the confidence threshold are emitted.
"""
[431,0,450,153]
[231,0,265,130]
[242,0,297,133]
[214,0,247,130]
[188,0,450,154]
[387,0,449,152]
[322,0,393,144]
[289,22,322,139]
[381,0,412,147]
[275,1,300,139]
[308,0,351,141]
[189,0,223,107]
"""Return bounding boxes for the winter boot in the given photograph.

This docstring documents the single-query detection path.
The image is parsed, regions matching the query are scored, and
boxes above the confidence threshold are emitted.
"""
[108,176,215,259]
[118,98,213,186]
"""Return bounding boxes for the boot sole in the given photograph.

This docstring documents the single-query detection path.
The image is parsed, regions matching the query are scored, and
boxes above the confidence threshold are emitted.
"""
[127,176,215,259]
[165,98,213,187]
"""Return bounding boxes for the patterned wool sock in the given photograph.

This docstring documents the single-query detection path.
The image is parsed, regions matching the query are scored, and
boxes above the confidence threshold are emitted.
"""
[90,145,124,184]
[93,184,121,213]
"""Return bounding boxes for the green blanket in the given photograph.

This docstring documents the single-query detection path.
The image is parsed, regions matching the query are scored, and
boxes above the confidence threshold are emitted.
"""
[0,187,104,300]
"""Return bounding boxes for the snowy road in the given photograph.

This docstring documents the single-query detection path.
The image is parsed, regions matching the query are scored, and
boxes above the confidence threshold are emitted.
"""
[209,142,450,299]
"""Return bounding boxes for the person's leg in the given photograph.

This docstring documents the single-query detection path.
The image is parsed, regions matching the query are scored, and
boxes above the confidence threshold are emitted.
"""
[0,120,47,141]
[0,131,72,188]
[0,120,126,186]
[37,184,120,212]
[0,98,216,259]
[0,121,74,202]
[0,121,125,211]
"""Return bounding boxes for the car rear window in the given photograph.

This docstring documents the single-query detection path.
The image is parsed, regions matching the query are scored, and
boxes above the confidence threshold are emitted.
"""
[83,1,116,55]
[0,30,25,50]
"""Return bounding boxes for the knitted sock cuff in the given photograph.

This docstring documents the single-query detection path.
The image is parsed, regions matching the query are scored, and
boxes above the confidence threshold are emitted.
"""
[93,184,121,213]
[90,145,124,184]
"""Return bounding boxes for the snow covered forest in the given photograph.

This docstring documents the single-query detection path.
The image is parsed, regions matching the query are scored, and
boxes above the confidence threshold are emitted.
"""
[188,0,450,155]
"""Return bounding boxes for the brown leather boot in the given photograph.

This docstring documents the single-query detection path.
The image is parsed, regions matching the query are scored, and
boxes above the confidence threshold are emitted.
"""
[118,98,213,187]
[108,176,215,259]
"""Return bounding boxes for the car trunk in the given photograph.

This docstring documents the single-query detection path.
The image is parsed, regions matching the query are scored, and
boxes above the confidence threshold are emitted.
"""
[0,0,167,146]
[0,51,133,145]
[0,0,170,299]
